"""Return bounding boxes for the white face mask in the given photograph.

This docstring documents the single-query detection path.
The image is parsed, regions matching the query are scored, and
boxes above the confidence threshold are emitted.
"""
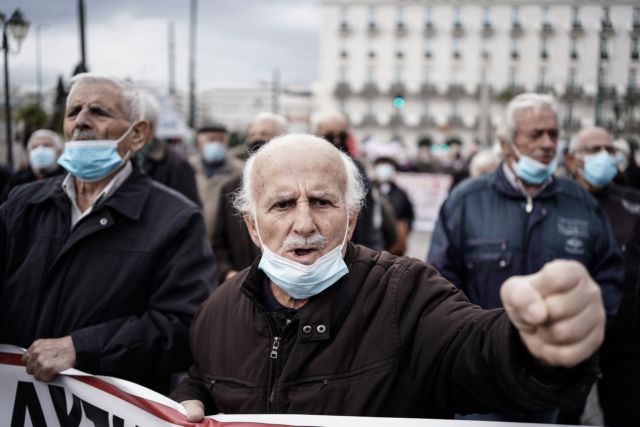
[255,210,350,300]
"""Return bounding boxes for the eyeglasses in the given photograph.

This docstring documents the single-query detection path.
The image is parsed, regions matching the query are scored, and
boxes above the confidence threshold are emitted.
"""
[578,145,616,155]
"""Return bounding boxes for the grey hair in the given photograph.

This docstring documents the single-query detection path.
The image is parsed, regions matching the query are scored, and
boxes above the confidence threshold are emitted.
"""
[27,129,64,150]
[498,93,559,144]
[233,133,365,219]
[68,72,144,122]
[469,148,502,177]
[253,112,289,134]
[312,111,348,134]
[140,92,160,127]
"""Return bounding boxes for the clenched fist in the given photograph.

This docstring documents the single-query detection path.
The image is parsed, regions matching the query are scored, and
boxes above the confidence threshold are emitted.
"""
[500,259,605,368]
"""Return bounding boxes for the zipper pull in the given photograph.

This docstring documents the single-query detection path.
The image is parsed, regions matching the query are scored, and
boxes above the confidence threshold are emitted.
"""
[525,196,533,213]
[270,336,281,359]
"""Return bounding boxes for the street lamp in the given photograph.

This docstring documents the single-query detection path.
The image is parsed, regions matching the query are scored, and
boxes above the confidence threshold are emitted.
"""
[2,9,30,169]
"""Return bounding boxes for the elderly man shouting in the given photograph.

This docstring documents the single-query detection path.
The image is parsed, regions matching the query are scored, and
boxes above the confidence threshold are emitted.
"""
[172,134,604,420]
[0,73,216,393]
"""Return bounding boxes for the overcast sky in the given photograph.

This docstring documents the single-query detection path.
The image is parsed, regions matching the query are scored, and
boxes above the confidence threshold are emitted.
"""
[6,0,320,95]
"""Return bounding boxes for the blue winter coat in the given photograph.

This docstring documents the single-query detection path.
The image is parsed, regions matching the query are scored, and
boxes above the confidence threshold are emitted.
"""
[428,164,623,316]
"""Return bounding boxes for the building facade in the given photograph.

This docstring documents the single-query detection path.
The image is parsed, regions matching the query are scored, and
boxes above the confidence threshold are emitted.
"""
[317,0,640,151]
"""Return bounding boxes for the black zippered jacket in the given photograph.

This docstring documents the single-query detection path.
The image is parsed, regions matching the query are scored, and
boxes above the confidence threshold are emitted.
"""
[171,243,596,418]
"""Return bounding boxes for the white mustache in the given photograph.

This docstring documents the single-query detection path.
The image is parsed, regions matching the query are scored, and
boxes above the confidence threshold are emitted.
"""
[71,129,99,140]
[282,234,327,251]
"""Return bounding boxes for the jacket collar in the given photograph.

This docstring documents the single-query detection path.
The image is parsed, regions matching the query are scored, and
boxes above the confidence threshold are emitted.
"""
[241,242,362,342]
[26,163,151,221]
[493,161,561,200]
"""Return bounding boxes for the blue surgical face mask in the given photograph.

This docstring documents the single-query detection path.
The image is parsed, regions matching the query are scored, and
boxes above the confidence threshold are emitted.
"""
[256,212,350,300]
[58,123,136,182]
[375,163,395,182]
[581,150,618,188]
[511,144,557,185]
[615,151,629,172]
[29,146,58,171]
[202,141,227,163]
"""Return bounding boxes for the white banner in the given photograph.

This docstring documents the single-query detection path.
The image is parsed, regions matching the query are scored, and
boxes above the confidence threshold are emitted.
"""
[393,173,453,232]
[1,344,560,427]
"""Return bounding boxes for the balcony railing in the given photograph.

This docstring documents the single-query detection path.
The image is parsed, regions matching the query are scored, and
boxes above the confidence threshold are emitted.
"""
[511,22,524,37]
[361,82,380,98]
[360,113,378,126]
[420,83,438,96]
[339,22,351,36]
[447,83,466,98]
[563,85,583,100]
[389,113,405,127]
[540,22,554,37]
[419,114,438,128]
[563,118,581,131]
[600,20,615,37]
[570,21,584,37]
[334,82,351,100]
[448,115,466,129]
[626,87,640,103]
[536,84,554,94]
[481,22,494,37]
[452,21,465,37]
[389,82,406,95]
[368,21,380,36]
[598,85,617,99]
[423,22,436,37]
[395,22,407,37]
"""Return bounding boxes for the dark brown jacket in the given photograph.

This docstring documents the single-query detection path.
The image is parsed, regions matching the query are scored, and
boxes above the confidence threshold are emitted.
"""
[172,243,596,418]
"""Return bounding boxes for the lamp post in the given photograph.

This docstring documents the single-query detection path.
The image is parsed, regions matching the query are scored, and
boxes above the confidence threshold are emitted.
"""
[1,9,30,169]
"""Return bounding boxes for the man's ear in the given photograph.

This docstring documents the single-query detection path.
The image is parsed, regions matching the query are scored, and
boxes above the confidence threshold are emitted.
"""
[243,213,262,249]
[129,120,151,153]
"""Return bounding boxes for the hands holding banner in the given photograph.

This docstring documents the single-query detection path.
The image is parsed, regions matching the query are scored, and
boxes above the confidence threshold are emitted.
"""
[22,336,76,382]
[501,259,605,368]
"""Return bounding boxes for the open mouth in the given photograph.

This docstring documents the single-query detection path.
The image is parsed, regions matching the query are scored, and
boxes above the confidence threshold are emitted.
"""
[293,248,316,257]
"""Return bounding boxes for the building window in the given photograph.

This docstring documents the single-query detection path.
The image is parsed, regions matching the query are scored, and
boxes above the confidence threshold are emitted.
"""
[600,36,609,60]
[540,38,548,60]
[396,6,405,27]
[542,6,550,24]
[568,67,577,88]
[539,67,547,86]
[422,99,430,114]
[339,65,347,82]
[599,67,608,87]
[340,5,348,27]
[367,65,375,83]
[512,6,520,25]
[422,65,431,83]
[634,7,640,28]
[570,38,579,60]
[511,38,519,60]
[629,68,637,89]
[424,6,433,26]
[510,66,518,87]
[632,37,639,60]
[424,38,433,59]
[395,64,404,82]
[483,6,491,26]
[451,100,459,118]
[453,6,461,27]
[452,38,461,59]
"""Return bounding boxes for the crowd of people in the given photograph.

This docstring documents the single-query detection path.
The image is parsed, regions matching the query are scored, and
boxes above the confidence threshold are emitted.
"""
[1,73,639,426]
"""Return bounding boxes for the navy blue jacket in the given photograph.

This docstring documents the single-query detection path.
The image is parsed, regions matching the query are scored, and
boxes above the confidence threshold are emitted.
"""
[428,164,623,315]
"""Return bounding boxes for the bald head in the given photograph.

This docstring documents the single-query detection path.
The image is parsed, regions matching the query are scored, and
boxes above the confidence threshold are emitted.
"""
[234,134,364,219]
[570,127,612,153]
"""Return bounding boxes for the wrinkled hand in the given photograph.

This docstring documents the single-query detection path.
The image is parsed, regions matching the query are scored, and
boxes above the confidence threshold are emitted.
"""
[22,336,76,382]
[500,259,605,368]
[181,400,205,422]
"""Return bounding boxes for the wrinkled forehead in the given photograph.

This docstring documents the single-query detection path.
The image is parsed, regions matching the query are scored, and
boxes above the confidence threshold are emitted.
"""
[252,146,347,199]
[580,130,613,148]
[515,106,558,130]
[67,81,123,110]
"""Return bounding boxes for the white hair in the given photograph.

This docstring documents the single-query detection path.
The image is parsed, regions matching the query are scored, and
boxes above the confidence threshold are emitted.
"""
[27,129,64,150]
[68,72,144,122]
[233,133,365,219]
[140,92,160,127]
[498,93,559,144]
[312,111,348,134]
[469,148,502,177]
[253,112,288,134]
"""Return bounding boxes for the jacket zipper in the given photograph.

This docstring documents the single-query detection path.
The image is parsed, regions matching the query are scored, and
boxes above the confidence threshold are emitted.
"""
[525,196,533,213]
[266,335,281,412]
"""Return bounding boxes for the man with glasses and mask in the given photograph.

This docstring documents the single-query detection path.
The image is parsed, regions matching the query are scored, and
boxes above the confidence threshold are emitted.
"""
[314,111,385,251]
[0,73,216,394]
[564,126,640,427]
[428,94,623,423]
[173,134,610,421]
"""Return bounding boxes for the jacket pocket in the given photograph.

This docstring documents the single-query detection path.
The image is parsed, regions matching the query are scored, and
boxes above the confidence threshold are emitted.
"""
[204,375,265,413]
[282,358,398,415]
[464,239,511,270]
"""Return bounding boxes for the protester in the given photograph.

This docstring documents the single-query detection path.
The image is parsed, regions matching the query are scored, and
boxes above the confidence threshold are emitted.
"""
[427,93,623,423]
[469,147,501,177]
[2,129,66,201]
[314,111,386,251]
[372,156,414,255]
[212,112,288,282]
[564,126,640,427]
[0,73,216,393]
[134,93,201,205]
[171,134,606,421]
[190,123,243,243]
